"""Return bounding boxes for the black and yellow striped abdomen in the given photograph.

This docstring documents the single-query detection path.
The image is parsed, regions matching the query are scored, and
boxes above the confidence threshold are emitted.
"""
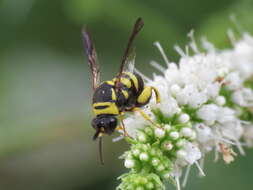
[92,72,160,117]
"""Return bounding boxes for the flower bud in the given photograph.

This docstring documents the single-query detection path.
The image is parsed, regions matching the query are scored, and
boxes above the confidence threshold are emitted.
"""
[179,113,190,123]
[132,149,141,157]
[157,164,165,171]
[215,96,226,106]
[176,139,186,147]
[155,128,165,138]
[144,127,153,136]
[124,159,135,168]
[181,127,193,137]
[169,131,179,140]
[146,182,154,189]
[151,158,159,166]
[139,153,149,161]
[137,132,147,142]
[141,144,149,151]
[164,124,172,131]
[136,186,144,190]
[140,177,148,184]
[162,141,173,151]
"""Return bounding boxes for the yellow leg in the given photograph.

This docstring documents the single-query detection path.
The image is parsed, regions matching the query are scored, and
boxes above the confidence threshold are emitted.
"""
[118,112,131,137]
[133,107,161,128]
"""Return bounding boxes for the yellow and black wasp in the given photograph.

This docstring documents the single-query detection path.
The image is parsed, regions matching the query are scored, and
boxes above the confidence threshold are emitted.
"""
[82,18,160,163]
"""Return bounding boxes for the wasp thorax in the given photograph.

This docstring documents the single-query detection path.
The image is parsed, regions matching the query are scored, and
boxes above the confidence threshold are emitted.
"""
[92,115,118,140]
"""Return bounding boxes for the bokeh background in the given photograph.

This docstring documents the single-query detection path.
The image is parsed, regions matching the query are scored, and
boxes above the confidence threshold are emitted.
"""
[0,0,253,189]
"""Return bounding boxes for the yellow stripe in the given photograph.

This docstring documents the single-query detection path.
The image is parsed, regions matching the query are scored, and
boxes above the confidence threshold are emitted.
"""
[114,77,131,88]
[106,80,114,86]
[122,90,129,99]
[111,88,116,100]
[124,72,139,91]
[93,102,119,115]
[137,86,152,104]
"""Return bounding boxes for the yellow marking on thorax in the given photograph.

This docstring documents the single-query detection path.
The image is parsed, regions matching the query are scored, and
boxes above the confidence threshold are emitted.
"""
[106,80,115,86]
[122,90,129,99]
[93,102,119,115]
[124,72,139,91]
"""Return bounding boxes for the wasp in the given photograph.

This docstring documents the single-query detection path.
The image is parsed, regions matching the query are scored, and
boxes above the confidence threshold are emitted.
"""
[82,18,160,164]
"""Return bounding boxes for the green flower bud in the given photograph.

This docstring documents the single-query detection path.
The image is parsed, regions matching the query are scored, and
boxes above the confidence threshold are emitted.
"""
[162,141,173,151]
[169,131,180,140]
[139,152,149,161]
[132,148,141,157]
[151,158,160,166]
[144,127,154,136]
[155,128,166,138]
[137,132,148,143]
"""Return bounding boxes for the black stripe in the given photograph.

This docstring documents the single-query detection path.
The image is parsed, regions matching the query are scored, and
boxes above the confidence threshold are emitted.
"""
[94,105,109,109]
[134,72,144,95]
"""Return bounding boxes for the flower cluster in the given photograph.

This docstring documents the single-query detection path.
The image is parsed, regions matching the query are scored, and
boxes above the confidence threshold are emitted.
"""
[116,32,253,190]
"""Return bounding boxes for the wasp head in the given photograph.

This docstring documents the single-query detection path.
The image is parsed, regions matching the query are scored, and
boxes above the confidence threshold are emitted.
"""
[92,115,118,140]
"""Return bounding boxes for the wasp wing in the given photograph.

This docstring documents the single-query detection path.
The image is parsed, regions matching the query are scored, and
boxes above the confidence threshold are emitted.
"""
[124,48,136,73]
[82,28,100,90]
[115,18,144,89]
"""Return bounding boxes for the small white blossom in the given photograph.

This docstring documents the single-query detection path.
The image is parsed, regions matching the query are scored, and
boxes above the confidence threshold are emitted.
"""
[181,127,193,138]
[124,159,135,168]
[170,131,180,140]
[139,153,149,161]
[155,128,165,138]
[164,124,172,131]
[179,113,190,123]
[179,142,202,165]
[151,158,160,166]
[215,96,226,106]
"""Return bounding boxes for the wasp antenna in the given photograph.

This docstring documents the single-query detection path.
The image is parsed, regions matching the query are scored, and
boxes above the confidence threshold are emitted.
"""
[93,130,100,140]
[99,137,104,165]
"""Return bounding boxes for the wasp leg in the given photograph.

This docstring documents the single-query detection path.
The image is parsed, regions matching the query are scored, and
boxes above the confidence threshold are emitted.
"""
[132,107,161,128]
[117,112,131,137]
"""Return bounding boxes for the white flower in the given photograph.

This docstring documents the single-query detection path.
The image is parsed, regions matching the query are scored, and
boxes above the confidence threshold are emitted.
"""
[179,113,190,123]
[220,121,243,141]
[119,33,253,190]
[225,72,243,90]
[177,142,201,165]
[243,125,253,147]
[216,107,236,123]
[195,123,214,144]
[124,112,149,138]
[215,96,226,106]
[197,104,219,123]
[232,88,253,106]
[197,104,236,124]
[124,159,135,168]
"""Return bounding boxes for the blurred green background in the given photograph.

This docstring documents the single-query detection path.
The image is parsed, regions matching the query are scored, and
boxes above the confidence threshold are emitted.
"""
[0,0,253,189]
